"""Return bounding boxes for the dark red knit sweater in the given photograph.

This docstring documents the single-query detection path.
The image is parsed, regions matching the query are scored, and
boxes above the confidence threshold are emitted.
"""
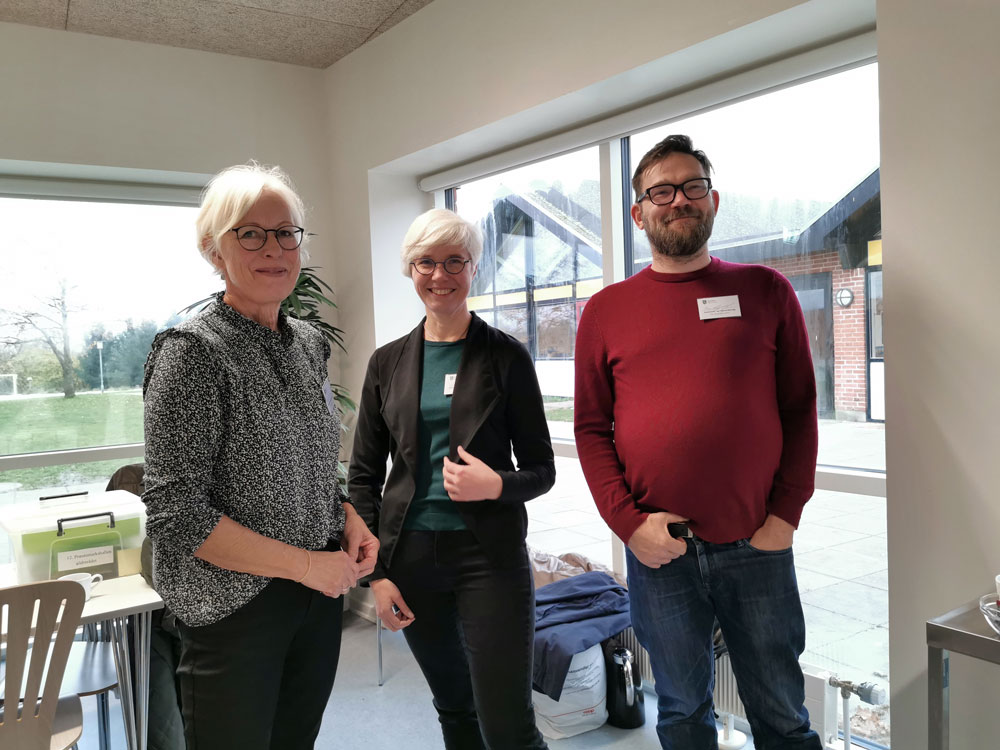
[574,257,818,544]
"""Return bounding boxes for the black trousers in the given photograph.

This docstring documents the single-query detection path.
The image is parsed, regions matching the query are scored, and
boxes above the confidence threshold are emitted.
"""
[176,578,343,750]
[391,530,547,750]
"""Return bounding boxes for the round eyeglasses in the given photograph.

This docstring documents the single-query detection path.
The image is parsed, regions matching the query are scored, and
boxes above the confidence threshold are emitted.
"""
[637,177,712,206]
[230,225,305,251]
[411,258,471,275]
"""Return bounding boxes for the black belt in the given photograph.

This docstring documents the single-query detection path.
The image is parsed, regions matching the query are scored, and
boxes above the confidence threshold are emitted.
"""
[667,522,696,539]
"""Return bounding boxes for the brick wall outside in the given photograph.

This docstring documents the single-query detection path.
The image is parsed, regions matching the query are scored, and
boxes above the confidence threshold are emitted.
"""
[761,250,869,419]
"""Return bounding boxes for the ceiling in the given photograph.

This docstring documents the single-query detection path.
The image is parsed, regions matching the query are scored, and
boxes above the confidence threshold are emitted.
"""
[0,0,436,68]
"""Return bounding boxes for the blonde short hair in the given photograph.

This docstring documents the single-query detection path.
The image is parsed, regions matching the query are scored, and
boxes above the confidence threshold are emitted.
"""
[400,208,483,276]
[196,163,309,266]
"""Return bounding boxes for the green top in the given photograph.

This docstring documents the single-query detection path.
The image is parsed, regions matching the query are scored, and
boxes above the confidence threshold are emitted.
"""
[404,340,467,531]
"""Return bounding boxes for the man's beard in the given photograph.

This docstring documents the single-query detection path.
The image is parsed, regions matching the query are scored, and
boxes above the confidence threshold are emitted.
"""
[644,206,714,258]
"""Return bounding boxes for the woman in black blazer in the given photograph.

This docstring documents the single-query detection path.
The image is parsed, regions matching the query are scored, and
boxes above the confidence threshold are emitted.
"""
[349,208,554,749]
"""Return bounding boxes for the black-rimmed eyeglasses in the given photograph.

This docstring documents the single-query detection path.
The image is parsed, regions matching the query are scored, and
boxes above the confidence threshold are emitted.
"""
[230,225,306,251]
[411,258,471,275]
[637,177,712,206]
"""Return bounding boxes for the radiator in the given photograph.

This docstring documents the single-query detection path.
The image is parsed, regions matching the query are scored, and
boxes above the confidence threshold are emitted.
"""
[618,631,838,747]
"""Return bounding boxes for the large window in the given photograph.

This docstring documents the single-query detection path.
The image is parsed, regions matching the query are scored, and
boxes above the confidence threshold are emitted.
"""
[0,196,216,559]
[451,147,603,443]
[441,61,888,746]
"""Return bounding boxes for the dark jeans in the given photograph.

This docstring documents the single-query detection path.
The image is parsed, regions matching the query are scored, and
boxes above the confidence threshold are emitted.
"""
[176,578,343,750]
[391,530,547,750]
[627,540,822,750]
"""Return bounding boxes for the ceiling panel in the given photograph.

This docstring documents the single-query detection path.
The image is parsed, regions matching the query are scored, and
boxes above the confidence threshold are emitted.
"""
[0,0,437,68]
[0,0,67,29]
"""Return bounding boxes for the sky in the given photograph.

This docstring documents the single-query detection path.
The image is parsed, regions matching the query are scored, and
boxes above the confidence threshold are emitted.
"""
[457,63,880,223]
[0,200,219,351]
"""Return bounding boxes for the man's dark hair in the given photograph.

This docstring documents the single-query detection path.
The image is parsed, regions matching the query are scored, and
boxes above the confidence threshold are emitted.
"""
[631,134,713,202]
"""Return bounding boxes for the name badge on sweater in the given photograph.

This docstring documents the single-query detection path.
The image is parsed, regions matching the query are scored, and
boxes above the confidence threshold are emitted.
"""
[444,373,457,396]
[697,295,741,320]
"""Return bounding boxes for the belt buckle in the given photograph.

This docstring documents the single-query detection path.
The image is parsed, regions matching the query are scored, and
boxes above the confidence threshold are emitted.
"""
[667,522,694,539]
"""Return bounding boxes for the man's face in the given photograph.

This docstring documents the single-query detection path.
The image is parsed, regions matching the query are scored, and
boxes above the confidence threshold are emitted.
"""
[631,153,720,259]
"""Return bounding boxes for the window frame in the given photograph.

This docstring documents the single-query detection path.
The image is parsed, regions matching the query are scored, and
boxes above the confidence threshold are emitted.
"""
[0,168,206,477]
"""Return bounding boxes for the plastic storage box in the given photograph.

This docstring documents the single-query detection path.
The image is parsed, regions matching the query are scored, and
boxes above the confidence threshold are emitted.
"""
[0,490,146,584]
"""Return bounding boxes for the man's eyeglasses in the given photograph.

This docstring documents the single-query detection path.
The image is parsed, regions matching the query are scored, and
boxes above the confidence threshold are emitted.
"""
[411,258,471,275]
[230,225,305,251]
[637,178,712,206]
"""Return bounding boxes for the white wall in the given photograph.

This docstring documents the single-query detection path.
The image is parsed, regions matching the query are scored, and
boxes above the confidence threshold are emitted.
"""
[320,0,876,433]
[878,1,1000,748]
[0,20,334,284]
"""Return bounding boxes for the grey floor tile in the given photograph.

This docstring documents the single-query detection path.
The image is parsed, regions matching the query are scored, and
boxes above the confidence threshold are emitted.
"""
[324,613,667,750]
[793,524,868,549]
[851,569,889,591]
[802,602,872,650]
[799,505,849,522]
[549,509,605,528]
[795,567,843,593]
[526,528,599,554]
[569,521,614,541]
[794,548,886,580]
[814,511,887,535]
[803,625,890,681]
[829,536,888,563]
[801,580,888,627]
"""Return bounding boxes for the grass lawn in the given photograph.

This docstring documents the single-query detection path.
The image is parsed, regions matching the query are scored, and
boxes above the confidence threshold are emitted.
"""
[545,408,574,422]
[0,391,144,490]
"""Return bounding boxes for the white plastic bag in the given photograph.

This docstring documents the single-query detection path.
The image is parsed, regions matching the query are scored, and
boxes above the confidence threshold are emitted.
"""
[532,644,608,739]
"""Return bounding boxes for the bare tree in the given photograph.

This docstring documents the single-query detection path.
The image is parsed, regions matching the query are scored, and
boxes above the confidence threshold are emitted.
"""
[0,280,79,398]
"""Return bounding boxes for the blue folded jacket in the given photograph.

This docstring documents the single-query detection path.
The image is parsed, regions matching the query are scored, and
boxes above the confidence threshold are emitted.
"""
[533,570,631,700]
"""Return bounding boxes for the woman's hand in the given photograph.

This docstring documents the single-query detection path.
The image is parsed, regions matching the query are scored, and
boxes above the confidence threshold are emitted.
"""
[371,578,415,631]
[301,549,360,598]
[443,445,503,502]
[341,502,380,578]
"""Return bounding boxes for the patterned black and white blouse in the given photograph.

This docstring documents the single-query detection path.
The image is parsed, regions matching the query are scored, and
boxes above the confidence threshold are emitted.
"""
[142,293,346,626]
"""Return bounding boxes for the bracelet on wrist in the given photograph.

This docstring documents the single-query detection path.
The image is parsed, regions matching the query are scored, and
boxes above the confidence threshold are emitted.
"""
[296,549,312,583]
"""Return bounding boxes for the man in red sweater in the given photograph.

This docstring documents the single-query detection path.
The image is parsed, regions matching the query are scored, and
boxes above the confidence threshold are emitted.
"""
[574,135,821,749]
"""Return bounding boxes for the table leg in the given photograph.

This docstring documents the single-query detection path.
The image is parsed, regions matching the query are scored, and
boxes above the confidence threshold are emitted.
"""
[132,610,152,750]
[928,645,949,750]
[110,616,138,750]
[377,616,384,687]
[96,691,111,750]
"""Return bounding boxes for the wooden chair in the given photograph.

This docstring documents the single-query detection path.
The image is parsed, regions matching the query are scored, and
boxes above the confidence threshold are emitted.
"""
[0,580,86,750]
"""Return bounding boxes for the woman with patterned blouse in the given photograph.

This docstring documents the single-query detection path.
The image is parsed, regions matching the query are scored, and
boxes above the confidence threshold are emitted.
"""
[142,164,378,750]
[349,209,554,749]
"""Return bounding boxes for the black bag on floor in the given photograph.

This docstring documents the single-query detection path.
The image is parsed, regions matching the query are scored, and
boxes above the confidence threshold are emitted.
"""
[602,633,644,729]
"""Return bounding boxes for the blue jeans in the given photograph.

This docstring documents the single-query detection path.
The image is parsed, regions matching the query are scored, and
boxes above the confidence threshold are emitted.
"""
[627,539,821,750]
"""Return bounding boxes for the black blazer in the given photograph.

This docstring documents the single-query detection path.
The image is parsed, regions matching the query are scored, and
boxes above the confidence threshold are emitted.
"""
[348,313,555,579]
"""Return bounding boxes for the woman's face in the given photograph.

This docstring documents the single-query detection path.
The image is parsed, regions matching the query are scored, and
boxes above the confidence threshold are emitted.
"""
[211,190,301,315]
[409,243,476,318]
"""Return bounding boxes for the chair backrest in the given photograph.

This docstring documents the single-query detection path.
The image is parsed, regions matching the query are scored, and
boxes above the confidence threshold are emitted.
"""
[0,580,85,746]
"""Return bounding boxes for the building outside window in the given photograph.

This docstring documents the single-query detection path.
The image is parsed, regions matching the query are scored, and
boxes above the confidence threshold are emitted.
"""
[451,146,603,444]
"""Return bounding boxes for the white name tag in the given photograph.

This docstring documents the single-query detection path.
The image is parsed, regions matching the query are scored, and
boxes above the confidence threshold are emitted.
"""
[444,373,457,396]
[322,379,336,415]
[697,295,741,320]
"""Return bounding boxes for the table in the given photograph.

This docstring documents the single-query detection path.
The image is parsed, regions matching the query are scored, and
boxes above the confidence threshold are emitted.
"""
[1,570,163,750]
[926,597,1000,750]
[81,575,163,750]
